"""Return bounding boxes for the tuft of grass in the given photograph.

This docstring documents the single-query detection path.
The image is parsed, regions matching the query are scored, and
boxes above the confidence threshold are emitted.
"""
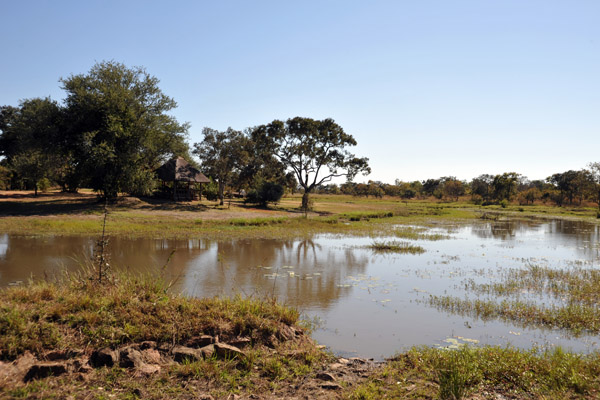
[368,240,425,254]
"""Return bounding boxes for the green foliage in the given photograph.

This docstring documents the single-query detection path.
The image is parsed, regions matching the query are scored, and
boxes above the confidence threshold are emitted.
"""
[193,127,250,205]
[253,117,370,210]
[246,181,284,207]
[202,178,219,201]
[61,61,189,198]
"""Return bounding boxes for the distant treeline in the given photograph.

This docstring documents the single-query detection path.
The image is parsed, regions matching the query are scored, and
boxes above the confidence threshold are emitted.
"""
[314,169,600,208]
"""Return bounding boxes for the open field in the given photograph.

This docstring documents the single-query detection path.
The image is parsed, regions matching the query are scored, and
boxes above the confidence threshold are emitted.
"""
[0,190,598,240]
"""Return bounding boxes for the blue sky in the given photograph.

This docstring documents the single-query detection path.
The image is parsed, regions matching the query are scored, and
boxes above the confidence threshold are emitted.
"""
[1,1,598,183]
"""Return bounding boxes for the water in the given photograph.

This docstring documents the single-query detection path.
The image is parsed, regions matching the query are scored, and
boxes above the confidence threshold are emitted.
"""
[1,218,599,360]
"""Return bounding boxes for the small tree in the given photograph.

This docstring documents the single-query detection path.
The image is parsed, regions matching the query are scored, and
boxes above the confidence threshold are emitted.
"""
[253,117,370,210]
[193,127,250,205]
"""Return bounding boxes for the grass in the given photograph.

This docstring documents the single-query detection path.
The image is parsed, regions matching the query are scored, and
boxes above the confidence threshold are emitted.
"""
[348,346,600,399]
[5,272,600,398]
[368,240,426,254]
[428,264,600,336]
[0,273,300,360]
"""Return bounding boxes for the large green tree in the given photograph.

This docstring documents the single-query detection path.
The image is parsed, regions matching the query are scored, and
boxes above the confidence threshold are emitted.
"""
[61,61,189,198]
[252,117,370,210]
[193,127,250,205]
[0,98,63,195]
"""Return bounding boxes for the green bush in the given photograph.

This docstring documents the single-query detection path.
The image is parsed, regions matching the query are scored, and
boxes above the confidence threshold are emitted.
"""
[202,179,219,201]
[246,181,284,207]
[37,177,52,193]
[499,199,508,208]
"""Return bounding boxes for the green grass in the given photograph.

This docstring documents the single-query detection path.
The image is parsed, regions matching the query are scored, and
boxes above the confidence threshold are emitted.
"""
[0,273,300,360]
[349,346,600,399]
[428,264,600,336]
[368,240,426,254]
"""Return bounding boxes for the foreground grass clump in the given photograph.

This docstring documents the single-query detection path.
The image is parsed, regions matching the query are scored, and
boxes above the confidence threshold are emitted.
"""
[350,346,600,399]
[368,240,426,254]
[0,274,300,360]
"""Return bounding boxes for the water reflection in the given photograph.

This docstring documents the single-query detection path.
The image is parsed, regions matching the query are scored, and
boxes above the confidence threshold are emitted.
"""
[1,218,599,359]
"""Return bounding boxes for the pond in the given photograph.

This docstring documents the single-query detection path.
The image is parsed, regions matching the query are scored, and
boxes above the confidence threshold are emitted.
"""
[1,218,599,360]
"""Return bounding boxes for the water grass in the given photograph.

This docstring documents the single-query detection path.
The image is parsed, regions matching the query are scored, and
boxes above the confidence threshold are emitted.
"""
[429,264,600,336]
[368,240,426,254]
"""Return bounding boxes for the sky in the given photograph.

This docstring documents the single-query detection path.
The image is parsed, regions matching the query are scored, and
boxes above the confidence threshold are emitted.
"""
[1,0,598,184]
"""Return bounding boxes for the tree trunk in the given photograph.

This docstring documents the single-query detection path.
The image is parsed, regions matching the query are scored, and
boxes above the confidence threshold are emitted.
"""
[218,181,225,206]
[301,192,310,211]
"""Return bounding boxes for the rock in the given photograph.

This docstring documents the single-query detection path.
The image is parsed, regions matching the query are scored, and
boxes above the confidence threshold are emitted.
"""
[328,363,344,370]
[135,364,161,377]
[141,348,162,364]
[199,344,215,359]
[24,362,68,382]
[214,343,245,360]
[71,358,92,373]
[139,341,157,350]
[321,383,342,390]
[197,394,214,400]
[119,347,145,368]
[228,337,251,348]
[172,345,204,363]
[90,348,119,368]
[316,372,336,382]
[186,335,214,348]
[277,325,297,341]
[337,358,349,364]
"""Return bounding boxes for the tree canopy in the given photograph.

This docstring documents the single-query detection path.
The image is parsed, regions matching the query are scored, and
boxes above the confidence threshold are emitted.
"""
[60,61,190,197]
[252,117,370,209]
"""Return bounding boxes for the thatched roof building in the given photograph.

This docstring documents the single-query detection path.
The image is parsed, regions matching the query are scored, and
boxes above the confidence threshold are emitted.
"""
[156,157,210,183]
[156,157,209,201]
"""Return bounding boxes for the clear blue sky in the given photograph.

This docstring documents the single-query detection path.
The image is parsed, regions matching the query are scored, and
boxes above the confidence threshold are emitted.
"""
[1,0,598,183]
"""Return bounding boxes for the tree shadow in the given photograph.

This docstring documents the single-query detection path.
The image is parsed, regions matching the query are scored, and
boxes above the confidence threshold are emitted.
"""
[0,194,102,216]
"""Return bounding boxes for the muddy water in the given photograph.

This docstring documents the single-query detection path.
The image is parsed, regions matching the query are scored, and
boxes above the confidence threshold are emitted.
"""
[1,218,599,360]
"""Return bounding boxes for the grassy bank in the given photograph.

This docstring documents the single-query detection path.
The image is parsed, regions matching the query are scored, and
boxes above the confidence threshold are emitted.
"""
[3,275,600,399]
[1,191,597,240]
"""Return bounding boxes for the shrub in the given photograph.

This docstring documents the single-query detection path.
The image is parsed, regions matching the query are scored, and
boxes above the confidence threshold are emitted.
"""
[246,181,284,207]
[499,199,508,208]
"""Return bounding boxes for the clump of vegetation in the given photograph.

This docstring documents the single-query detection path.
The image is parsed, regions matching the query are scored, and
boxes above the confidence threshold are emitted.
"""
[349,346,600,399]
[428,264,600,336]
[0,274,301,360]
[368,240,425,254]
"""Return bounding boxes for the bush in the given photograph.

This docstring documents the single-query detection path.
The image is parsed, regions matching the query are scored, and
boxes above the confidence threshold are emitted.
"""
[499,199,508,208]
[202,179,219,201]
[37,177,52,193]
[246,181,284,207]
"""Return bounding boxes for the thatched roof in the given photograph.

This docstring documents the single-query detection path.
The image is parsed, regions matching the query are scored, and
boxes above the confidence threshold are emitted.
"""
[156,157,210,183]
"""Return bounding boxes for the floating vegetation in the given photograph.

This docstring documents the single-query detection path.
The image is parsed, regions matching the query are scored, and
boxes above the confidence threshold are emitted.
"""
[393,226,451,241]
[464,264,600,306]
[368,240,425,254]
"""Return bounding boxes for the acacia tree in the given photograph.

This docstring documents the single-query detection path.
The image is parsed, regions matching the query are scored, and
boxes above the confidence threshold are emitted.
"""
[61,61,189,198]
[193,127,250,205]
[253,117,370,210]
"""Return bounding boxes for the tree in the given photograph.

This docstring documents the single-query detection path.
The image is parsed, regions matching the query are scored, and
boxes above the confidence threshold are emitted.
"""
[589,163,600,209]
[0,98,63,195]
[61,61,189,198]
[442,179,465,201]
[492,172,520,202]
[470,174,494,201]
[252,117,370,210]
[193,127,250,205]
